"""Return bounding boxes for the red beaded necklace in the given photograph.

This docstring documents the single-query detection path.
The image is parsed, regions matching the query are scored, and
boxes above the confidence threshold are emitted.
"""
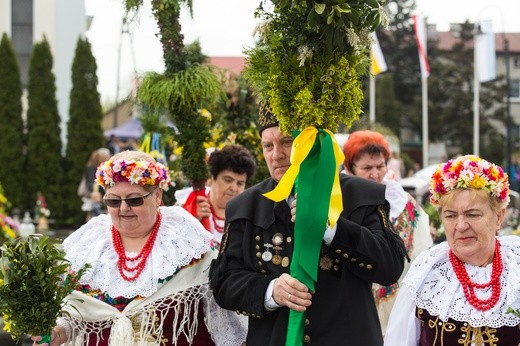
[208,193,225,233]
[449,239,503,311]
[112,213,162,282]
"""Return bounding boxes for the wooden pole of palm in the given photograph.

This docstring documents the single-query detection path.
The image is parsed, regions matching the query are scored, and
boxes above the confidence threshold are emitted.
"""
[123,1,223,218]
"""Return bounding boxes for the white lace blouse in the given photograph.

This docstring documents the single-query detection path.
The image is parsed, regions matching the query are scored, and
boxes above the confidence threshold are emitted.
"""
[59,206,247,345]
[384,235,520,346]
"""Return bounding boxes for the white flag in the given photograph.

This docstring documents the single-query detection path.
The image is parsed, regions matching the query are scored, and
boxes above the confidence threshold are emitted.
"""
[475,20,496,82]
[370,32,388,75]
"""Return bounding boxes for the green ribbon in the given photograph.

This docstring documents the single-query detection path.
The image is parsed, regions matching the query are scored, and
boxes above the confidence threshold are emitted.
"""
[37,333,51,344]
[285,129,337,345]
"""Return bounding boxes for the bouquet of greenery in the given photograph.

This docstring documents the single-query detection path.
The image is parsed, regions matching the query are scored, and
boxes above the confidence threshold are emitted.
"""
[0,235,89,343]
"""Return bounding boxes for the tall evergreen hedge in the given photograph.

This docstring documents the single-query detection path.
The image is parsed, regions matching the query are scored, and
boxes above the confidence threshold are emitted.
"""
[25,37,63,220]
[64,37,104,225]
[0,33,24,210]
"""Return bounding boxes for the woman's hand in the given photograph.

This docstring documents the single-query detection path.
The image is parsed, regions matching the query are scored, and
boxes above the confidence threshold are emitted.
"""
[196,195,211,221]
[31,325,66,346]
[273,273,312,312]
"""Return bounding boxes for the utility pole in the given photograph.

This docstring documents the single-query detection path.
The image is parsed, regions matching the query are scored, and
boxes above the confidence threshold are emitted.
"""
[114,15,138,129]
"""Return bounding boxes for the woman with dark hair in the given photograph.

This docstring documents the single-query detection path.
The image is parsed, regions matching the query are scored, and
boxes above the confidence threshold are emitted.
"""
[176,145,256,245]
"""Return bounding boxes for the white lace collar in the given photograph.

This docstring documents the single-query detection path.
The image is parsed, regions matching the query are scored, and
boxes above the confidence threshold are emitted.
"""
[402,235,520,328]
[63,206,213,299]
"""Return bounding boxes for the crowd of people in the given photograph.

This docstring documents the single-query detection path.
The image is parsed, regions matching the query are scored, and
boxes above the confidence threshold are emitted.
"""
[26,105,518,345]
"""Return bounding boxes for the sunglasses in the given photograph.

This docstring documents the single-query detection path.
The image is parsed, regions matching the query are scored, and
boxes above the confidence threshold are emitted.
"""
[103,189,156,208]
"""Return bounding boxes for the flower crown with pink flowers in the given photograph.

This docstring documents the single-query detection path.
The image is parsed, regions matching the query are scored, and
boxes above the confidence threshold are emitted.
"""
[96,159,171,190]
[429,155,509,206]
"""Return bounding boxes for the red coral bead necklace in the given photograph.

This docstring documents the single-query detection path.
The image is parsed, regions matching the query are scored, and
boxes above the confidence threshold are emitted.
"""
[112,212,161,282]
[208,193,224,233]
[449,239,502,311]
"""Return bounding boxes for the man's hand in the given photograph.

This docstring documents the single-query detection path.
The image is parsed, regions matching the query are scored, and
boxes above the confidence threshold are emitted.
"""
[273,273,312,312]
[290,196,297,223]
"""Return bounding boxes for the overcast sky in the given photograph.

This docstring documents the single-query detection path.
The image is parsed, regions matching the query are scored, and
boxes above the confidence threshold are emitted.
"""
[85,0,520,104]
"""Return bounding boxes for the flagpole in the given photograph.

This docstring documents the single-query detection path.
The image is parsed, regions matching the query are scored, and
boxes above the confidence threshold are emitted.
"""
[422,76,429,167]
[413,15,430,168]
[473,48,480,157]
[369,32,387,125]
[473,22,483,157]
[369,74,376,124]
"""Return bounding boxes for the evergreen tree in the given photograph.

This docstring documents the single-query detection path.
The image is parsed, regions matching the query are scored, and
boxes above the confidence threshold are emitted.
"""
[0,33,24,209]
[374,74,403,136]
[64,37,104,225]
[25,37,63,219]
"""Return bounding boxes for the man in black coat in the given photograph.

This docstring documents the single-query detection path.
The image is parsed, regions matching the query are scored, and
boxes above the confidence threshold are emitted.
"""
[210,106,406,346]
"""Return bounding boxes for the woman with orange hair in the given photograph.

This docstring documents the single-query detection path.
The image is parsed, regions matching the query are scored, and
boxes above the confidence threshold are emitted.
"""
[343,130,433,335]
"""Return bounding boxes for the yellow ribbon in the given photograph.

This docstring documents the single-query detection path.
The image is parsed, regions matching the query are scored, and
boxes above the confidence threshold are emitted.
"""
[139,133,151,153]
[262,127,345,227]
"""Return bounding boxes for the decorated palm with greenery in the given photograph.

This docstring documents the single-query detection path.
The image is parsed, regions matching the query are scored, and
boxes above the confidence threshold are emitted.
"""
[245,0,385,133]
[123,0,224,189]
[0,236,89,343]
[244,1,385,344]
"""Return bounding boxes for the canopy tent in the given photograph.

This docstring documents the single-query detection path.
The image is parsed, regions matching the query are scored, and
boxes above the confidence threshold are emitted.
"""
[104,118,179,140]
[104,118,143,139]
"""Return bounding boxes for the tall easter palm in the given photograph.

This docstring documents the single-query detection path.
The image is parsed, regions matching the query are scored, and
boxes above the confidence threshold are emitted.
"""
[123,0,224,189]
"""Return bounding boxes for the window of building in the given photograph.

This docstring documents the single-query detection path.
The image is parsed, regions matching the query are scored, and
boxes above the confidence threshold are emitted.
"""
[514,57,520,68]
[511,79,520,99]
[11,0,33,87]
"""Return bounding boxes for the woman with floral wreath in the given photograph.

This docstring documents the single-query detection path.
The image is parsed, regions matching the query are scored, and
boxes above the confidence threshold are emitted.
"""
[384,155,520,345]
[32,150,246,346]
[175,145,256,246]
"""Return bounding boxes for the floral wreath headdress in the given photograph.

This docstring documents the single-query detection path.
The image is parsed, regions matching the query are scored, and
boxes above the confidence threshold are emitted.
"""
[429,155,509,206]
[96,159,171,190]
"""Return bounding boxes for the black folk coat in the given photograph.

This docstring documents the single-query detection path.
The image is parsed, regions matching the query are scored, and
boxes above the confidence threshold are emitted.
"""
[210,174,406,346]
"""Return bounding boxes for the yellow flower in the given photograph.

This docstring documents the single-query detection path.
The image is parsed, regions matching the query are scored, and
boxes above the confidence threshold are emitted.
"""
[173,146,182,156]
[199,108,212,120]
[5,227,16,239]
[470,176,486,189]
[2,314,12,332]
